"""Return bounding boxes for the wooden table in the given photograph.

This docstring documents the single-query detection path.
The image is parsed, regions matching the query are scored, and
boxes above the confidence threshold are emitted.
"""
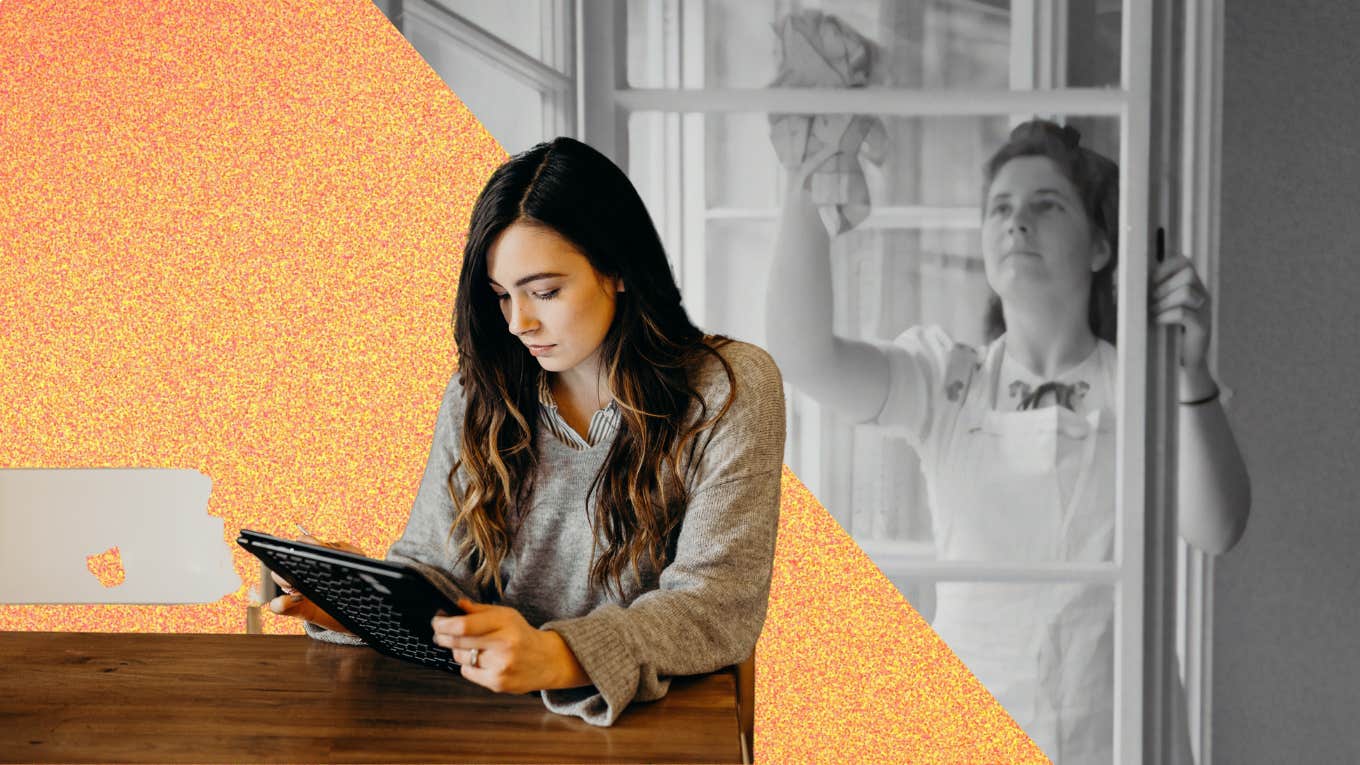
[0,632,742,763]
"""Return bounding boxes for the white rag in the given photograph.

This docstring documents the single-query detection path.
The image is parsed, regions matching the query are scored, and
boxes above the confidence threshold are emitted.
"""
[768,11,889,235]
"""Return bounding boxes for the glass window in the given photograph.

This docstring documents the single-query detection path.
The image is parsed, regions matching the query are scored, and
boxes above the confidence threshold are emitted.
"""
[405,17,546,153]
[614,0,1157,750]
[436,0,544,62]
[631,111,1120,568]
[627,0,1121,91]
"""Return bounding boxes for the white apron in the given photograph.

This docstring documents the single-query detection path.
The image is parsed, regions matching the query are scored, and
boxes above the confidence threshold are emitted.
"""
[926,339,1117,763]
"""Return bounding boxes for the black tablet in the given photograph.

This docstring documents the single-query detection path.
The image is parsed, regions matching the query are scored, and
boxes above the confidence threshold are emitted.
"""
[237,528,463,673]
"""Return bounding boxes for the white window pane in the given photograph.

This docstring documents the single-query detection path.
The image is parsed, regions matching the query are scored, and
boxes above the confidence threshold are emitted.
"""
[704,219,775,345]
[1066,0,1124,88]
[851,232,990,344]
[627,112,676,257]
[627,0,1121,91]
[626,0,677,89]
[405,16,547,153]
[434,0,545,63]
[705,113,782,209]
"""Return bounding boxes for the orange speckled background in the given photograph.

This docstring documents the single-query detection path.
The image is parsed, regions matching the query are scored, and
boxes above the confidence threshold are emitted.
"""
[0,1,1043,761]
[85,547,126,588]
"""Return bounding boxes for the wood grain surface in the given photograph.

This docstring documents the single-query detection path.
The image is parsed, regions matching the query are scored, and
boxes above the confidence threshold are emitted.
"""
[0,632,741,763]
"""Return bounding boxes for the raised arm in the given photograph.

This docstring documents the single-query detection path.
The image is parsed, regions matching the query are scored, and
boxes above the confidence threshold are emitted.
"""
[766,170,897,424]
[1153,255,1251,554]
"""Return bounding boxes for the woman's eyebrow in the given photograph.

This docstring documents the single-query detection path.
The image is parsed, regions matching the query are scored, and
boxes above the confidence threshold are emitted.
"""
[488,272,568,288]
[514,272,567,287]
[1033,188,1073,201]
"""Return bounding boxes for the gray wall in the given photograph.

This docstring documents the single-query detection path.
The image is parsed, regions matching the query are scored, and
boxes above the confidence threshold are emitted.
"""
[1214,2,1360,762]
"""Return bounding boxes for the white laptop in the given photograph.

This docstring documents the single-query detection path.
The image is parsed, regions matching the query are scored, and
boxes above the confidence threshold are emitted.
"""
[0,468,241,604]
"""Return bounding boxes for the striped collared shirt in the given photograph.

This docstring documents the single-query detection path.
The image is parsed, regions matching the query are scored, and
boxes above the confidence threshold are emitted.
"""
[537,373,621,450]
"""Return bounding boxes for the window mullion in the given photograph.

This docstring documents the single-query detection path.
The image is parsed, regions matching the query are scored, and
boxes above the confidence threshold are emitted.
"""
[544,0,576,138]
[1117,0,1158,760]
[863,536,1124,584]
[703,205,980,231]
[1176,1,1225,763]
[615,87,1127,116]
[1010,0,1070,128]
[576,0,626,165]
[678,1,705,327]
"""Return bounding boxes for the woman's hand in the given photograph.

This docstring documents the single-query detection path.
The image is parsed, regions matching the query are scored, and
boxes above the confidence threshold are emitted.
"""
[431,599,590,694]
[267,534,361,635]
[1151,254,1219,398]
[1154,258,1251,553]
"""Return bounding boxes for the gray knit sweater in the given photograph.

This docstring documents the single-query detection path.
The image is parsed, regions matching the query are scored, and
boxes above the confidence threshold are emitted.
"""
[306,339,785,726]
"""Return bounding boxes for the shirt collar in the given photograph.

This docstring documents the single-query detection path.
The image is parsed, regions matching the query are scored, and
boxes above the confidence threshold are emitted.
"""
[536,372,618,414]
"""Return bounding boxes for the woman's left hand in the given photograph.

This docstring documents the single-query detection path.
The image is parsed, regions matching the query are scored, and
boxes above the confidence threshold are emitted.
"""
[1151,254,1213,372]
[431,599,588,694]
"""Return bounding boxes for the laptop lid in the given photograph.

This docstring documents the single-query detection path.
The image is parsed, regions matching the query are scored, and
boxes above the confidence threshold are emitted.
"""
[0,468,241,604]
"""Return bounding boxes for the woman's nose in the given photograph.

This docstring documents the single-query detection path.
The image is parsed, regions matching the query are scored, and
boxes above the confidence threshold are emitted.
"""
[507,299,537,335]
[1008,209,1031,235]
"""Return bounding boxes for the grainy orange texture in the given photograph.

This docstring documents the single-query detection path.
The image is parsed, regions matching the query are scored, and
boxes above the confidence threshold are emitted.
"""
[0,0,500,633]
[0,1,1045,761]
[85,547,126,588]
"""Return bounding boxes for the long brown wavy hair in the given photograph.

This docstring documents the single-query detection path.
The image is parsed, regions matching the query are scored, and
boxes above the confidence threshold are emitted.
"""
[450,137,735,598]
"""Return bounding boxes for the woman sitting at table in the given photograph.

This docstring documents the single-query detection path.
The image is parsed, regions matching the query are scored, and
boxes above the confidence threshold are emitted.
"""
[270,137,786,727]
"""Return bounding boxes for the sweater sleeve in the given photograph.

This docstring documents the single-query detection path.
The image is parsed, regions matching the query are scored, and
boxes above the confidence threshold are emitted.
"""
[303,370,473,645]
[539,342,786,726]
[383,371,477,604]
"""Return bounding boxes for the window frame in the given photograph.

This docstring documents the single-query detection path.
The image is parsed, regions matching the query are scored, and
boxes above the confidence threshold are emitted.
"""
[1174,2,1226,763]
[387,0,578,149]
[582,2,1176,762]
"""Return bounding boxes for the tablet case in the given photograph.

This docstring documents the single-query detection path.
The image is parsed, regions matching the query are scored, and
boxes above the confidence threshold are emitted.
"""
[237,529,462,672]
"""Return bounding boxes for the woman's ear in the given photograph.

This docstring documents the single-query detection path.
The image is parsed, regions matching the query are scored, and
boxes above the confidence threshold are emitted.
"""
[1091,236,1113,273]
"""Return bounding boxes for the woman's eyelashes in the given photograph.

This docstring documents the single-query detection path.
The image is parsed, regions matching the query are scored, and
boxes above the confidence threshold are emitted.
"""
[988,198,1064,218]
[491,287,561,301]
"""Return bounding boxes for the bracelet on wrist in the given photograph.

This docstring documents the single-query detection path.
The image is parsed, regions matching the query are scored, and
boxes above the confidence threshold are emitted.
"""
[1179,387,1221,406]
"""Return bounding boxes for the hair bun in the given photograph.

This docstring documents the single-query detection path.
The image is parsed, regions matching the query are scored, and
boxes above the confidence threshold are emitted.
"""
[1060,124,1082,149]
[1007,119,1081,151]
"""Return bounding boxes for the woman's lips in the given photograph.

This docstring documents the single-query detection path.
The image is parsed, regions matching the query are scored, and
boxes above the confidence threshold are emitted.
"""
[527,344,555,357]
